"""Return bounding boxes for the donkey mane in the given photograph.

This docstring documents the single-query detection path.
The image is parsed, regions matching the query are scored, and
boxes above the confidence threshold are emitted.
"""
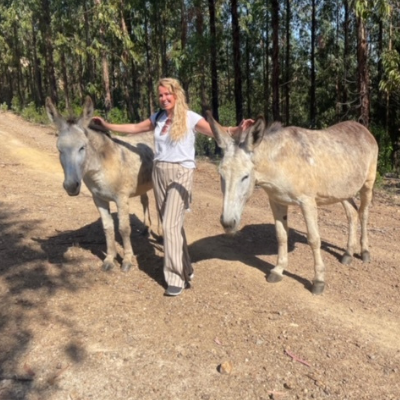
[66,116,78,124]
[88,122,112,138]
[65,116,111,138]
[265,121,283,136]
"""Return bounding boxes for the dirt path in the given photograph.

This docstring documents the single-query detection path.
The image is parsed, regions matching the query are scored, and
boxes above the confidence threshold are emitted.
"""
[0,111,399,400]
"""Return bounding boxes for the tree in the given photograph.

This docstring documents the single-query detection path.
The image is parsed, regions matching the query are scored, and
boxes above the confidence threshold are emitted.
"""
[230,0,243,124]
[355,1,370,127]
[94,0,112,113]
[309,0,316,127]
[209,0,219,121]
[271,0,281,121]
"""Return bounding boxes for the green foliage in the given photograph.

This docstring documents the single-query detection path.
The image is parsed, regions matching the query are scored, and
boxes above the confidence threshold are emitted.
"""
[372,124,394,175]
[379,49,400,93]
[20,102,49,124]
[218,103,237,127]
[107,107,129,124]
[0,0,400,173]
[11,97,22,113]
[195,134,217,158]
[0,102,8,112]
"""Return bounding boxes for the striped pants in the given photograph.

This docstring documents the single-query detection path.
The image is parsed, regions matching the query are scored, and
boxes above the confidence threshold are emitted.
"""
[152,162,194,288]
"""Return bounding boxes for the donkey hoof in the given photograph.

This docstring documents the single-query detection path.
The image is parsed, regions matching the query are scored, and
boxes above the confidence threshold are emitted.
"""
[121,262,133,272]
[341,253,353,265]
[267,271,283,283]
[311,280,325,295]
[102,260,115,271]
[361,250,371,263]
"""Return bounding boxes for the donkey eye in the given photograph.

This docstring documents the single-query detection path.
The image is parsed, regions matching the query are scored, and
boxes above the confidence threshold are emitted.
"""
[241,175,249,182]
[79,145,86,152]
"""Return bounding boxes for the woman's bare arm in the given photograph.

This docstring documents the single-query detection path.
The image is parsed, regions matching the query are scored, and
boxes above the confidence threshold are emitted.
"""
[91,117,154,135]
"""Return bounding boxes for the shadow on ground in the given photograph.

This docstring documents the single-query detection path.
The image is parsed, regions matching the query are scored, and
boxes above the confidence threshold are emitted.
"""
[0,206,162,399]
[189,222,347,292]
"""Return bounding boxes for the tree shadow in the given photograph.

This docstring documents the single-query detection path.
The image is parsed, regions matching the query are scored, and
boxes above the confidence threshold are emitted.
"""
[0,203,162,399]
[0,205,74,399]
[189,223,347,291]
[36,212,164,287]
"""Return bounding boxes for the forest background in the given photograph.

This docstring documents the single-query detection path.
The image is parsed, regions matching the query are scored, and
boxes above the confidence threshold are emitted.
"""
[0,0,399,175]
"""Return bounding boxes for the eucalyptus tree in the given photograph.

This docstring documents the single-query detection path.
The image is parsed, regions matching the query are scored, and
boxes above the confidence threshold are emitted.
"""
[230,0,243,124]
[209,0,219,121]
[353,0,371,127]
[309,0,316,127]
[271,0,281,121]
[377,1,400,168]
[0,0,41,107]
[284,0,291,125]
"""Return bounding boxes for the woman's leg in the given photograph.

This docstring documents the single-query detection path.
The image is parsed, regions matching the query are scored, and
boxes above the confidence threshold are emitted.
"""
[152,162,193,289]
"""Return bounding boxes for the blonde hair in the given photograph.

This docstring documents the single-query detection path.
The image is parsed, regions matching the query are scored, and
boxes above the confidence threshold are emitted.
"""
[158,77,189,142]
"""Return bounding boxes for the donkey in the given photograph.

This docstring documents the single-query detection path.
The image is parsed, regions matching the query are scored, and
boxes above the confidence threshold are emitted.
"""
[207,113,378,294]
[46,96,154,272]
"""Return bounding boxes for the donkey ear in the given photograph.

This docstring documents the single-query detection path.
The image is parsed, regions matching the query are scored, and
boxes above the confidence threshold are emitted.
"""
[45,97,66,131]
[80,96,94,127]
[244,116,265,151]
[205,110,233,150]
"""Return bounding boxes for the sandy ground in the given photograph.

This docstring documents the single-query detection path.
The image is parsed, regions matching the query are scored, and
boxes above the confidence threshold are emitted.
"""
[0,111,399,400]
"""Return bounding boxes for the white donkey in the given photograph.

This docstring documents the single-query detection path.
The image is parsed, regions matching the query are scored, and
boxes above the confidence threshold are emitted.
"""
[46,96,154,272]
[207,113,378,294]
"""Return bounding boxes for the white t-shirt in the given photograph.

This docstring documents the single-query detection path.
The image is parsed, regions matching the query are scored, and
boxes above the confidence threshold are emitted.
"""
[150,110,203,169]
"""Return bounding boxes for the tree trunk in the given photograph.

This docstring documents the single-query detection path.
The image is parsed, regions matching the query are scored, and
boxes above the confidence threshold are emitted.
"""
[356,14,370,127]
[144,3,155,116]
[60,46,71,112]
[342,0,349,116]
[31,16,44,106]
[180,0,190,101]
[40,0,58,104]
[83,0,94,94]
[264,6,270,121]
[245,8,251,118]
[309,0,316,127]
[285,0,291,125]
[120,2,137,121]
[195,2,207,113]
[160,1,168,76]
[12,22,24,107]
[335,0,340,121]
[94,0,112,113]
[271,0,281,121]
[231,0,243,124]
[208,0,219,121]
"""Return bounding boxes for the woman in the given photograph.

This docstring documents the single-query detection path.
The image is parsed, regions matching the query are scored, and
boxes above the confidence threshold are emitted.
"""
[92,77,253,296]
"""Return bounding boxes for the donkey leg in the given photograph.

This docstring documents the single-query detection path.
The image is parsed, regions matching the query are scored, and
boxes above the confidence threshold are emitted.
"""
[340,199,358,265]
[267,201,289,284]
[117,198,135,272]
[94,197,117,271]
[300,199,325,295]
[359,183,374,263]
[140,193,151,236]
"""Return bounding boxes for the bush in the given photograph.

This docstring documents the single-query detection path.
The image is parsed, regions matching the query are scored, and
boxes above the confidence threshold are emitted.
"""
[195,134,217,158]
[11,96,22,113]
[20,102,49,124]
[372,124,393,175]
[107,107,129,124]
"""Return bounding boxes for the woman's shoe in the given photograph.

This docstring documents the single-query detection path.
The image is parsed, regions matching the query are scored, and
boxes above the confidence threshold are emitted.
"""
[164,285,184,296]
